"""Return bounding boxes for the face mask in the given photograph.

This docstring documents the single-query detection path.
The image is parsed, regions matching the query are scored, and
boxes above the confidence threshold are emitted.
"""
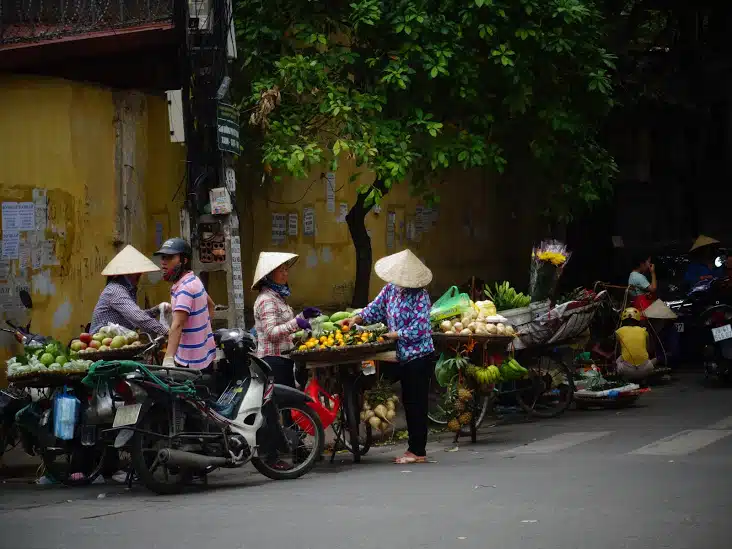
[163,261,186,283]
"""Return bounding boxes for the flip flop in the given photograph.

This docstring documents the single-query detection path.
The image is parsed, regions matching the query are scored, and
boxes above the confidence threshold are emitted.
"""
[394,454,427,464]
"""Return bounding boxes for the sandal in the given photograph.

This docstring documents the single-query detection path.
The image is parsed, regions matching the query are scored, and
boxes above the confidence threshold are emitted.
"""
[394,453,427,464]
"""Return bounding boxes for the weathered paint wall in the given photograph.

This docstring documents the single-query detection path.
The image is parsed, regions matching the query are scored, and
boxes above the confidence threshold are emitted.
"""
[0,76,185,385]
[238,163,540,313]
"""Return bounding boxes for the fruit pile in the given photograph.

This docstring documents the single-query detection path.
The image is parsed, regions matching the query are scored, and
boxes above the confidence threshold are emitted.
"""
[71,324,144,355]
[294,323,388,352]
[447,385,475,433]
[6,340,94,379]
[360,383,399,434]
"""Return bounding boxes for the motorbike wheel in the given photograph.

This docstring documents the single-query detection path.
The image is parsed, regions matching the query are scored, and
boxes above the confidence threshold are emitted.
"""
[130,405,188,495]
[252,401,325,481]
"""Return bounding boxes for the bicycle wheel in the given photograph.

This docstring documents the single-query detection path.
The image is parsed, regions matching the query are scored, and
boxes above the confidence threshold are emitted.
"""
[428,374,492,435]
[515,355,575,418]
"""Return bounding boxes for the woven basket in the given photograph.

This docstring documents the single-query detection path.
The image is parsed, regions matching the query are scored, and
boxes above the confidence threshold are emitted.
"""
[289,341,396,363]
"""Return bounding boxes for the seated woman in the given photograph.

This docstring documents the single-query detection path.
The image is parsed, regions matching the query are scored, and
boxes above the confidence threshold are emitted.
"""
[628,253,656,311]
[615,308,657,383]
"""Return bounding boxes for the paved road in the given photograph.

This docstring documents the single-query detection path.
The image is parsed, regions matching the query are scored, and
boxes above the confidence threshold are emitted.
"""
[2,375,730,549]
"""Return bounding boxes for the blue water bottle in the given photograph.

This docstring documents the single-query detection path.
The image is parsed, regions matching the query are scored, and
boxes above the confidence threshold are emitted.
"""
[53,387,80,441]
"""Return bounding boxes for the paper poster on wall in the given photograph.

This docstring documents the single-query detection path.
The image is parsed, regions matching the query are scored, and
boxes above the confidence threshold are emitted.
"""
[33,189,47,233]
[303,207,315,236]
[337,203,348,223]
[415,206,425,235]
[18,237,30,269]
[2,202,19,232]
[31,238,42,270]
[406,221,416,242]
[325,172,336,213]
[17,203,34,231]
[0,283,12,312]
[386,211,396,249]
[271,213,287,243]
[288,213,298,236]
[2,232,20,259]
[0,260,9,279]
[41,239,58,266]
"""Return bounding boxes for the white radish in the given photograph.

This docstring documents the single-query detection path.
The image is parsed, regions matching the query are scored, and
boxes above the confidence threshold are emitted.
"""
[386,409,396,420]
[460,328,472,336]
[386,400,396,411]
[440,320,453,333]
[360,411,366,422]
[452,322,464,332]
[368,416,382,429]
[373,404,389,421]
[366,410,375,419]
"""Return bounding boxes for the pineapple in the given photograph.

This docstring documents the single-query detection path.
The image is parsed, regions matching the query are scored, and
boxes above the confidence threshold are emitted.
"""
[457,386,473,402]
[458,412,473,426]
[447,418,461,432]
[454,399,466,413]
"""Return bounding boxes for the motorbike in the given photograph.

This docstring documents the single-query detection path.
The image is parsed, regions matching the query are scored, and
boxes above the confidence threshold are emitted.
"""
[88,328,325,494]
[665,266,732,381]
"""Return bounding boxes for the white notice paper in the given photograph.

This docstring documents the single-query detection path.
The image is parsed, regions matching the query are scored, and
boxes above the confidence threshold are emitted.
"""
[288,213,298,236]
[18,238,30,269]
[33,189,48,233]
[271,213,287,243]
[32,242,42,270]
[2,202,19,232]
[2,232,20,259]
[337,203,348,223]
[0,284,12,312]
[386,211,396,249]
[0,260,9,279]
[41,239,57,266]
[303,207,315,236]
[17,203,34,231]
[325,172,336,213]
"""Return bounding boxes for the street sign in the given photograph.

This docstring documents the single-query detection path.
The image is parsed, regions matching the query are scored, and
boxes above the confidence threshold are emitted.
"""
[217,103,240,154]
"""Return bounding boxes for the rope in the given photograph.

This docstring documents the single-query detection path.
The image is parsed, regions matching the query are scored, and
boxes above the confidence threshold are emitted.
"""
[82,360,198,398]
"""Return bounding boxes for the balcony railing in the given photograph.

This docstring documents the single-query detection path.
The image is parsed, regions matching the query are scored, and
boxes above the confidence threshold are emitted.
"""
[0,0,175,46]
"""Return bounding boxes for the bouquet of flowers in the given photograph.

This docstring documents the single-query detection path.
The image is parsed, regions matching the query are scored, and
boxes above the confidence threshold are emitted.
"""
[529,240,571,302]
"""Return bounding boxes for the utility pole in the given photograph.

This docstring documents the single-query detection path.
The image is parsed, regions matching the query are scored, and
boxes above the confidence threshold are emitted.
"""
[182,0,244,330]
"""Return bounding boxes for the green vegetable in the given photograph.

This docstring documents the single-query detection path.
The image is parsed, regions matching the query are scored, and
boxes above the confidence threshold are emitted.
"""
[485,281,531,311]
[329,311,351,323]
[314,315,330,324]
[321,322,336,333]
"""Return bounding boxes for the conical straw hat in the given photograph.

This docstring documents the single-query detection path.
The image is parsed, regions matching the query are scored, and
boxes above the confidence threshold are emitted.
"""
[252,252,299,289]
[101,245,160,276]
[690,235,719,252]
[374,249,432,289]
[643,299,678,320]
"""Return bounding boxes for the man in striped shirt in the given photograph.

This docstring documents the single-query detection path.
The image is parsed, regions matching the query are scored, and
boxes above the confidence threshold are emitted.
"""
[154,238,216,370]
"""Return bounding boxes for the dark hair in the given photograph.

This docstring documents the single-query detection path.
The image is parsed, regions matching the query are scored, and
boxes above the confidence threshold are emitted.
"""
[631,252,651,269]
[622,317,641,327]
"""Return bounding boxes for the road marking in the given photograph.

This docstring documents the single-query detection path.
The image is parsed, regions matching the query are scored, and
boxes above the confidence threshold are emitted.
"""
[706,416,732,430]
[629,429,732,456]
[500,431,612,455]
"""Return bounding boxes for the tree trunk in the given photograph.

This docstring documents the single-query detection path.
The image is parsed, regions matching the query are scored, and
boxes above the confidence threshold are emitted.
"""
[346,180,388,307]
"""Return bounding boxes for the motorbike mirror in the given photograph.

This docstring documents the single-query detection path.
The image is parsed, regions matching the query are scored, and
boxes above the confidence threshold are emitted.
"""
[714,256,725,269]
[19,290,32,309]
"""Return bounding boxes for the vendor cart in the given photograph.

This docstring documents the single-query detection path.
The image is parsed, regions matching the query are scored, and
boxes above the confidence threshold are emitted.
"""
[290,341,397,463]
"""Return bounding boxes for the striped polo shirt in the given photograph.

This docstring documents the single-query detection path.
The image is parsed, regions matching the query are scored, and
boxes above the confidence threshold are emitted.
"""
[170,273,215,369]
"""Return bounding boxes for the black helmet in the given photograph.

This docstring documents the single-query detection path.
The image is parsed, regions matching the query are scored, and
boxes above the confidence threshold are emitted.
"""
[154,237,192,257]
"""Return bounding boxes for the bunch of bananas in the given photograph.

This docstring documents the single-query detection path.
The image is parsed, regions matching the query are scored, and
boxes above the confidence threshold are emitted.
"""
[467,364,502,389]
[500,358,529,381]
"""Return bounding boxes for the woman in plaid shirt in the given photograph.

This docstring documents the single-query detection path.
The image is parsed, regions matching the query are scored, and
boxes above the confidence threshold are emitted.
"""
[252,252,320,388]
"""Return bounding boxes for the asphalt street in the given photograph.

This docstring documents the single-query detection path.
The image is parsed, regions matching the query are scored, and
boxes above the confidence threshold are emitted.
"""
[1,374,730,549]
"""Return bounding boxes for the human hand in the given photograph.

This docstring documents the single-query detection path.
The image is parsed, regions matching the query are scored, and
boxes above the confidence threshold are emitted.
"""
[302,307,321,319]
[162,356,175,368]
[159,302,172,313]
[384,332,399,341]
[296,317,311,331]
[650,263,656,274]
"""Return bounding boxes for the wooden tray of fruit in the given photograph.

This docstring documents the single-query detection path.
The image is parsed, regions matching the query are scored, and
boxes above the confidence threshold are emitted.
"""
[76,332,153,362]
[432,332,516,348]
[290,327,396,363]
[9,372,87,389]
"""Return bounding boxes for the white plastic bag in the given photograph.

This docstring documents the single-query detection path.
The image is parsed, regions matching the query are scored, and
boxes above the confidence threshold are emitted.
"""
[158,303,172,330]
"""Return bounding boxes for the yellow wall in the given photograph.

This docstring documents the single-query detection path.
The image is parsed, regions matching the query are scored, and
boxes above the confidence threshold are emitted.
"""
[0,76,185,383]
[239,163,540,313]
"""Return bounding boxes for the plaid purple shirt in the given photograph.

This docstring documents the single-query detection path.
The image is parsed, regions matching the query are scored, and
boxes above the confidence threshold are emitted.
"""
[90,278,168,336]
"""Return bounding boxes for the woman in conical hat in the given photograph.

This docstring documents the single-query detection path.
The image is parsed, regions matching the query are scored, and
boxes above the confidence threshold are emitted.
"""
[252,251,321,380]
[342,249,435,465]
[684,235,723,287]
[89,245,169,336]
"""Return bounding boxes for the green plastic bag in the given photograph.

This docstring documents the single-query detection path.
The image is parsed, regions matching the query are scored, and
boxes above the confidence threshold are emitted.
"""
[430,286,472,322]
[434,352,457,388]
